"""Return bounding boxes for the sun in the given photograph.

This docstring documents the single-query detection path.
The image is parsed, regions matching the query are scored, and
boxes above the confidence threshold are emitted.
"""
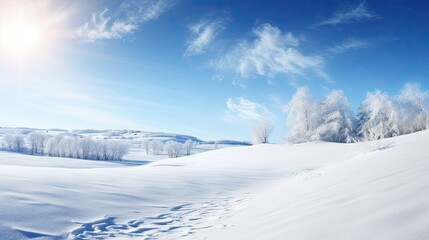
[1,19,42,55]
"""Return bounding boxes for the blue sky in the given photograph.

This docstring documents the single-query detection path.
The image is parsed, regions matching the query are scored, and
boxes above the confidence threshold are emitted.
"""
[0,0,428,142]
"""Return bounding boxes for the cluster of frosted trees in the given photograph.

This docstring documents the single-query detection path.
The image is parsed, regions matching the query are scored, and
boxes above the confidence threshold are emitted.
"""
[3,133,129,161]
[286,83,429,143]
[3,134,25,152]
[45,136,129,160]
[142,139,195,158]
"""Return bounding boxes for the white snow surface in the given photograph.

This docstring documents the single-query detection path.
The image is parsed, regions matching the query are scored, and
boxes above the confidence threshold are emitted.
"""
[0,130,428,239]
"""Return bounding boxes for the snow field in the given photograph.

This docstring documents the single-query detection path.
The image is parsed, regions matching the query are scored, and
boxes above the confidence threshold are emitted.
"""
[0,131,428,239]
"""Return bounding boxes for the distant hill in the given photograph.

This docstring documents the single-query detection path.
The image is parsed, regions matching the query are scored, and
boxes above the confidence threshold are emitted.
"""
[0,127,251,146]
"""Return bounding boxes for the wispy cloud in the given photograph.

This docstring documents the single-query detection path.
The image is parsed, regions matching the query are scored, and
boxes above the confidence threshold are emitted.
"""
[184,15,229,56]
[315,1,376,26]
[77,0,174,42]
[269,95,286,108]
[226,97,272,121]
[211,23,326,84]
[329,39,369,53]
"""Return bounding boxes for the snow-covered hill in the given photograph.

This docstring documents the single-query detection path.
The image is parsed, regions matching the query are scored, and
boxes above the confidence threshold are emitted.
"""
[0,127,251,157]
[0,130,428,239]
[0,127,202,143]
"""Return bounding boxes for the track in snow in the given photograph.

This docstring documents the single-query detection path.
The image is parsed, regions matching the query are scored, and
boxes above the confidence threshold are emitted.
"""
[68,197,249,240]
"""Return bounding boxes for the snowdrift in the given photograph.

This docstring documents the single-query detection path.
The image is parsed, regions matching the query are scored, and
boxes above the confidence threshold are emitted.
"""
[0,131,428,239]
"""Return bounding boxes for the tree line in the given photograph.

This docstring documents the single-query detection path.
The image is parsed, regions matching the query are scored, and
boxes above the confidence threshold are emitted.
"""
[285,83,428,143]
[142,139,195,158]
[2,132,129,161]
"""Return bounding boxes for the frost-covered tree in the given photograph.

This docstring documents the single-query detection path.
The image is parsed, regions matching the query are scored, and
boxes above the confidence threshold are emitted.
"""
[46,135,63,157]
[4,134,14,151]
[164,141,182,158]
[45,135,128,161]
[148,140,163,155]
[105,141,129,160]
[78,137,94,159]
[357,90,400,141]
[252,114,274,144]
[141,140,150,155]
[315,90,356,143]
[183,139,194,155]
[28,132,49,155]
[4,134,25,152]
[60,137,79,158]
[286,87,320,143]
[92,141,104,160]
[397,83,429,134]
[13,135,25,153]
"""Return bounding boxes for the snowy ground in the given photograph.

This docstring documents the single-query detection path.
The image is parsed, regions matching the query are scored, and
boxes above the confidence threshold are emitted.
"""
[0,131,428,239]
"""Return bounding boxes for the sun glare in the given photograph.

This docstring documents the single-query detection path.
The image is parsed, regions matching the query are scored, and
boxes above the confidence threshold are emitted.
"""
[1,19,42,54]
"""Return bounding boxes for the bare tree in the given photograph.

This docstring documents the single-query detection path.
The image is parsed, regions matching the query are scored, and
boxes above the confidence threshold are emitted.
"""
[252,114,274,144]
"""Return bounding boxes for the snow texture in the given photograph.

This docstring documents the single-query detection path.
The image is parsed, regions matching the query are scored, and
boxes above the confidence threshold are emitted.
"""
[0,130,428,239]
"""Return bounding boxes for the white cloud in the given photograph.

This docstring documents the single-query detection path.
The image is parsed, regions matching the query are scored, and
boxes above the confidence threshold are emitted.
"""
[77,0,174,42]
[184,16,229,56]
[329,39,369,53]
[77,9,137,42]
[211,23,326,83]
[226,97,272,121]
[316,1,376,26]
[269,95,286,108]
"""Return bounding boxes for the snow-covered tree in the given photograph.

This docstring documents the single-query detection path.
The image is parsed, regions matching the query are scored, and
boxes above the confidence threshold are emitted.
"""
[164,141,182,158]
[59,137,78,158]
[78,137,94,159]
[286,87,320,143]
[4,134,25,152]
[148,140,163,155]
[92,141,104,160]
[28,132,49,155]
[141,140,150,155]
[46,135,63,157]
[105,141,129,160]
[14,135,25,153]
[183,139,194,155]
[397,83,429,134]
[252,114,274,144]
[315,90,356,143]
[357,90,400,141]
[44,135,128,161]
[4,134,14,151]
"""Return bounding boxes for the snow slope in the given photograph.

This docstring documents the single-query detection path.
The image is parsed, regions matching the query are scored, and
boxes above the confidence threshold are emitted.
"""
[208,131,429,240]
[0,131,428,239]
